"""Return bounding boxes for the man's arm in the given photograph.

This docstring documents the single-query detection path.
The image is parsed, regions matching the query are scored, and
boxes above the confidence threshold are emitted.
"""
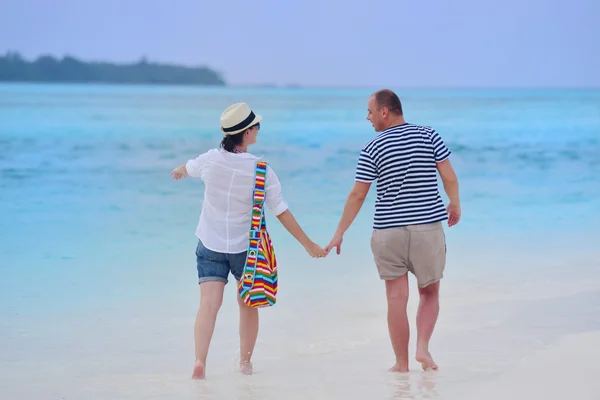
[436,159,461,226]
[336,181,372,235]
[325,181,371,254]
[326,146,376,255]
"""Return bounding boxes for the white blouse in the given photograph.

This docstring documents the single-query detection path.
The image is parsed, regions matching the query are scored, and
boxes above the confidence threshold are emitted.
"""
[185,148,289,253]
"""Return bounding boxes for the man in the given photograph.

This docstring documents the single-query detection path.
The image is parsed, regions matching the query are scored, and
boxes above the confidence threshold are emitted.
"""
[325,89,461,372]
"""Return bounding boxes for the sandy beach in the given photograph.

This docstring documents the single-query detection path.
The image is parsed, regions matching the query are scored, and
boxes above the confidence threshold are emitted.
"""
[2,254,599,399]
[455,331,600,400]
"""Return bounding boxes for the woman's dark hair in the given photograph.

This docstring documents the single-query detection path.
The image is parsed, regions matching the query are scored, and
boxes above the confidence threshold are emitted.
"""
[220,123,259,152]
[220,130,245,152]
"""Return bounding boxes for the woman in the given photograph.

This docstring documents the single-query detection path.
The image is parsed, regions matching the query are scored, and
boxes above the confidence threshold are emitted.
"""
[171,102,325,379]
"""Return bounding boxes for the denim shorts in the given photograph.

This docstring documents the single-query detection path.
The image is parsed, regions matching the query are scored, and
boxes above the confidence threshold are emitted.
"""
[195,240,247,284]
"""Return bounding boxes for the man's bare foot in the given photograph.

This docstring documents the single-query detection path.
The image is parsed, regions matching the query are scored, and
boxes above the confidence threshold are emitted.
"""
[389,362,409,373]
[240,361,253,375]
[416,349,438,371]
[191,360,206,379]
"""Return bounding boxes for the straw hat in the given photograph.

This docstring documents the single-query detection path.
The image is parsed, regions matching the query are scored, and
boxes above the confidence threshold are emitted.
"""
[220,103,263,135]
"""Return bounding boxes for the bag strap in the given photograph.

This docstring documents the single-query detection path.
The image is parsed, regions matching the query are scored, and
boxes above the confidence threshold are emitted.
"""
[250,161,268,232]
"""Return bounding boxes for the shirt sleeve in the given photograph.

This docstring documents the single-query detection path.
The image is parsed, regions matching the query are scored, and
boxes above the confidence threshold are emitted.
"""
[185,152,210,178]
[264,165,289,216]
[429,129,451,162]
[355,148,378,182]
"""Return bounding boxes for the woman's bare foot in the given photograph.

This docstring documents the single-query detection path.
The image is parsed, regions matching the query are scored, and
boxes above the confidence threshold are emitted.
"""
[415,349,438,371]
[389,362,409,373]
[191,360,206,379]
[240,361,253,375]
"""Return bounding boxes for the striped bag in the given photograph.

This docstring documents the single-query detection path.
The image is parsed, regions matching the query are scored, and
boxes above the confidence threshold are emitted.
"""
[238,161,278,308]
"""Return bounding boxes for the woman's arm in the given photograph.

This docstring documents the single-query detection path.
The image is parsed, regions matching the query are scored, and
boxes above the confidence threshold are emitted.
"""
[276,210,325,258]
[171,151,210,180]
[265,166,325,258]
[171,164,188,180]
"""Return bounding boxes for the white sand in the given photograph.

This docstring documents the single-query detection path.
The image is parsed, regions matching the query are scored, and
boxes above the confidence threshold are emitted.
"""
[454,331,600,400]
[1,261,599,400]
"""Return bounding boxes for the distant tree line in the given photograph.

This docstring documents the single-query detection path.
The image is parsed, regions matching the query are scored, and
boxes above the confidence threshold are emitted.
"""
[0,51,226,85]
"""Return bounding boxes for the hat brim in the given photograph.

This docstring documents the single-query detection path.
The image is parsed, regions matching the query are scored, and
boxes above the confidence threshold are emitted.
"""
[221,114,263,136]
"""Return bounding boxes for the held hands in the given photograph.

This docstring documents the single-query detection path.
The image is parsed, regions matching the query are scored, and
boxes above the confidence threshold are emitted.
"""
[304,241,327,258]
[325,231,343,256]
[304,231,343,258]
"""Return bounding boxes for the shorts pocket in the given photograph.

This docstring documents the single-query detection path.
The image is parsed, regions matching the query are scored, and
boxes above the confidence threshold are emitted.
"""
[195,241,222,262]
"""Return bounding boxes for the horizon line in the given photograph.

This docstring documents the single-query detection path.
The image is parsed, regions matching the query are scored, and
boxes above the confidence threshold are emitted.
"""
[0,81,598,91]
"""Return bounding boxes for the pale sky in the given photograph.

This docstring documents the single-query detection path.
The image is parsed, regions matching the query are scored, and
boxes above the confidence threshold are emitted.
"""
[1,0,598,87]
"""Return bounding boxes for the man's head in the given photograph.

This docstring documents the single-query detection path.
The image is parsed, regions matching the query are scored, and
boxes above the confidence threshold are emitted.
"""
[367,89,404,132]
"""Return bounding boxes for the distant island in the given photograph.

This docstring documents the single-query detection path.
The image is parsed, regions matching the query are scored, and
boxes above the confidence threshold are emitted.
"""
[0,51,226,86]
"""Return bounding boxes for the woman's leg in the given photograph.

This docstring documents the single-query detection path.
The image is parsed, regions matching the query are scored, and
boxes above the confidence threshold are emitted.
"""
[237,291,259,374]
[192,281,226,379]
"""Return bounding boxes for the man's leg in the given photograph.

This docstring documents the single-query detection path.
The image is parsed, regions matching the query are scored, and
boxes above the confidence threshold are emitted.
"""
[192,281,226,379]
[237,291,259,375]
[385,273,410,372]
[407,222,445,371]
[415,281,440,371]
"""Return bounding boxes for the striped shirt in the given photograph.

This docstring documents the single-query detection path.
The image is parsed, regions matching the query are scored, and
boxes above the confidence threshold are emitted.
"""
[355,123,451,230]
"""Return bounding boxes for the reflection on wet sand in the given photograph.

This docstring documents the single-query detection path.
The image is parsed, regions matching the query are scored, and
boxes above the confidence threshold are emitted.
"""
[391,371,438,400]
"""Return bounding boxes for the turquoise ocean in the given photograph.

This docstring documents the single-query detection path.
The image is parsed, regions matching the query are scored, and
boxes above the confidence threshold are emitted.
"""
[1,84,600,399]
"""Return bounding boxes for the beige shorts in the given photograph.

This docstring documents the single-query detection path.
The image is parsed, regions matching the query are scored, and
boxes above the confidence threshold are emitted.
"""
[370,222,446,288]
